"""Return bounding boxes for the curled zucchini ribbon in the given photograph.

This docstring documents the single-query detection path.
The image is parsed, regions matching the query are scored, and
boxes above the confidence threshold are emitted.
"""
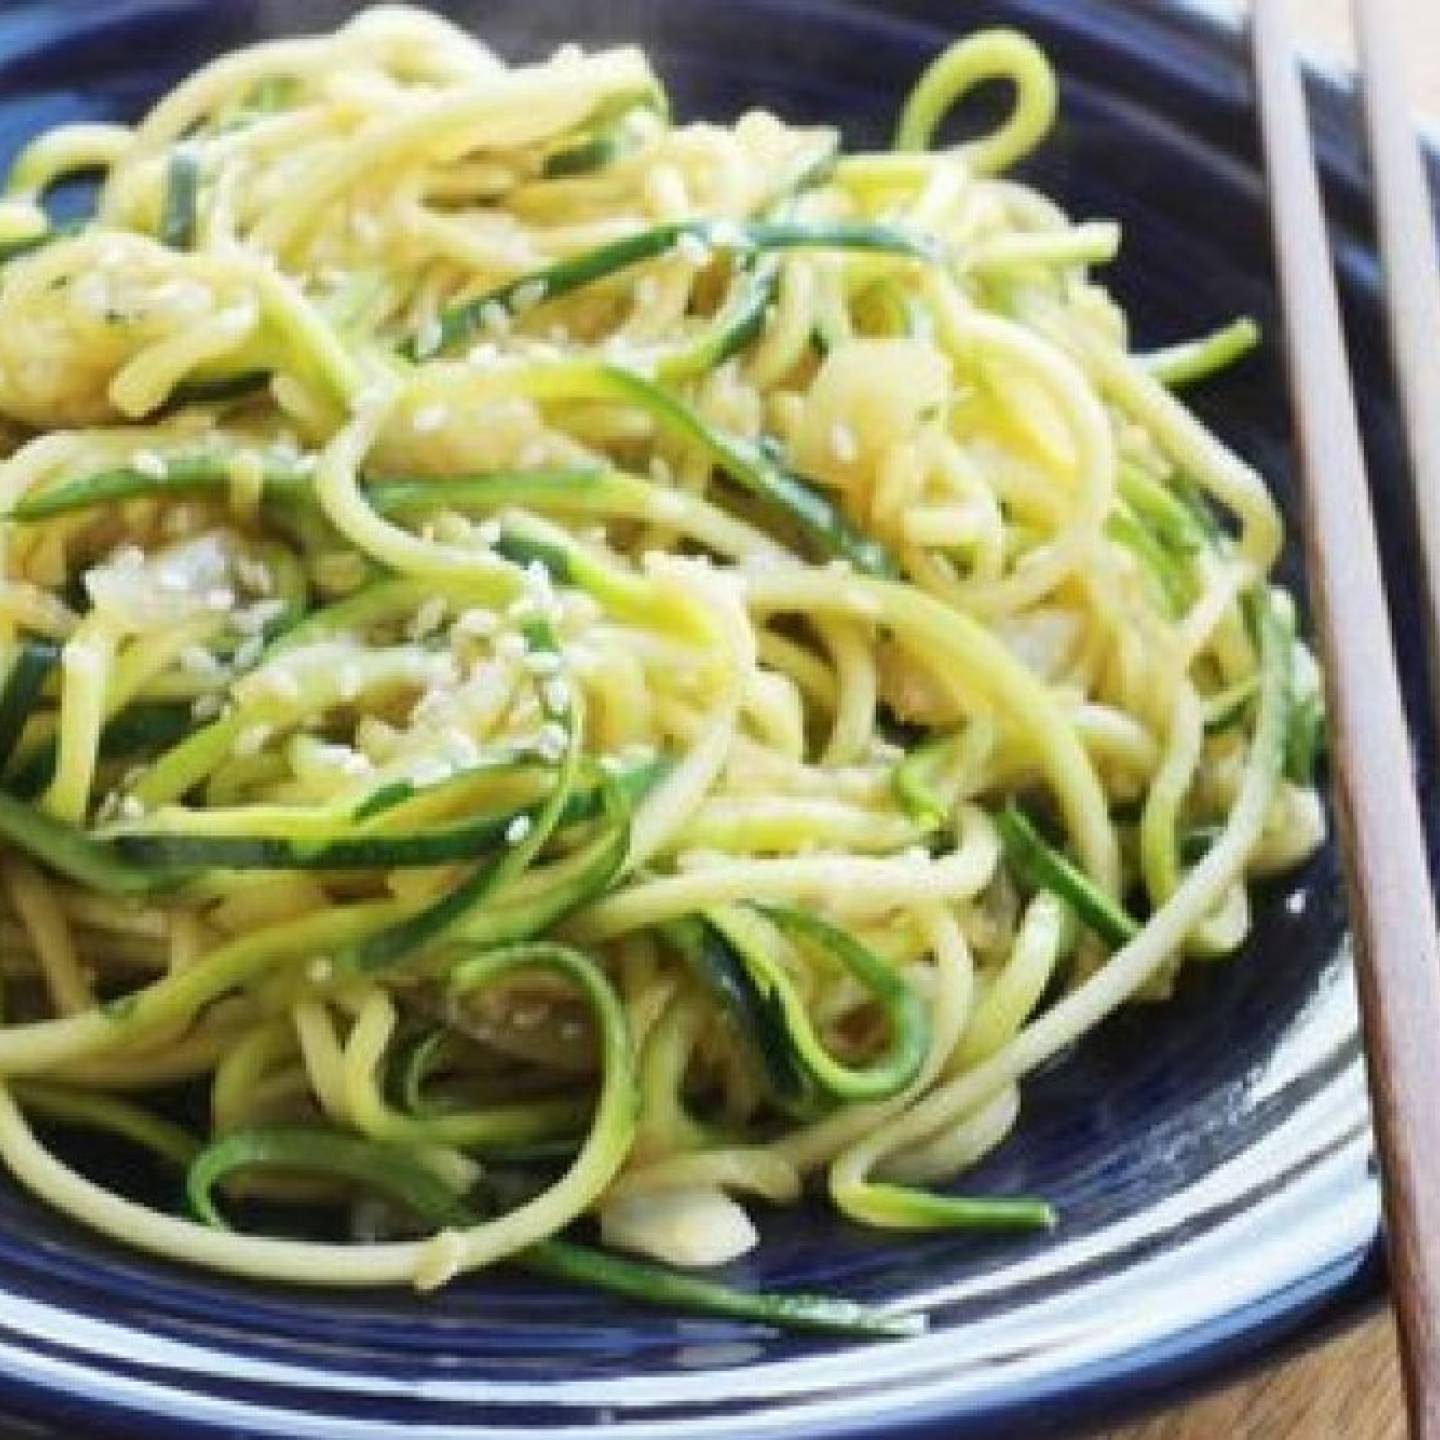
[677,904,930,1108]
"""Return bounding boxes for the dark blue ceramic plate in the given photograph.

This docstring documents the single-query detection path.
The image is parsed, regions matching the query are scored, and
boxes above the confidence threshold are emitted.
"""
[0,1,1430,1435]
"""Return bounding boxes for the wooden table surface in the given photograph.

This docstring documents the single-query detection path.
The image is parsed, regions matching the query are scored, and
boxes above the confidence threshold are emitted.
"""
[1109,2,1439,1435]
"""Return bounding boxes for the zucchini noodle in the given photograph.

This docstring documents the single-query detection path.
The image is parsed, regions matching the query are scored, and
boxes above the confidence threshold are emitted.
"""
[0,9,1324,1335]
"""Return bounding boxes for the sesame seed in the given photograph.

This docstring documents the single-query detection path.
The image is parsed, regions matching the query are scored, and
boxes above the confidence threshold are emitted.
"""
[510,279,548,313]
[709,219,748,250]
[179,644,220,676]
[517,439,548,468]
[541,675,570,715]
[496,631,527,662]
[675,231,710,266]
[634,275,660,309]
[524,648,562,675]
[116,795,145,822]
[72,271,110,318]
[455,608,498,637]
[534,721,567,762]
[233,598,285,635]
[829,422,859,464]
[479,301,510,336]
[412,401,449,434]
[507,594,538,622]
[235,555,274,595]
[205,587,236,612]
[467,341,500,367]
[235,723,273,757]
[413,317,444,359]
[263,669,301,703]
[307,956,333,985]
[442,731,481,769]
[505,814,533,846]
[131,450,168,480]
[338,663,362,702]
[410,757,452,789]
[191,692,223,720]
[648,454,672,486]
[841,586,881,617]
[408,596,448,640]
[233,635,265,670]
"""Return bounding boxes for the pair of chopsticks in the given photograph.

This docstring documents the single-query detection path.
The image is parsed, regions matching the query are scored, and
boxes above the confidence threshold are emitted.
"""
[1251,0,1440,1434]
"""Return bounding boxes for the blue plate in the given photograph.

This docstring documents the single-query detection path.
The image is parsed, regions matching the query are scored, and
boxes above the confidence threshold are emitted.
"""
[0,1,1428,1435]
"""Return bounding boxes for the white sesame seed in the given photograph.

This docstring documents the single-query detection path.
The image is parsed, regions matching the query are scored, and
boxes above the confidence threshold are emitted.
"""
[408,596,448,640]
[72,271,110,318]
[116,795,145,821]
[307,956,333,985]
[479,300,511,336]
[233,635,265,670]
[262,669,301,703]
[467,341,500,368]
[414,317,444,359]
[205,587,236,612]
[829,422,859,464]
[442,728,481,767]
[235,556,274,595]
[496,631,527,662]
[412,401,449,434]
[841,586,881,617]
[534,721,567,762]
[411,756,452,788]
[541,675,570,715]
[235,723,273,757]
[507,594,539,622]
[455,608,498,637]
[338,663,362,702]
[676,231,710,266]
[191,692,223,721]
[179,644,220,676]
[131,449,168,480]
[510,279,547,313]
[634,275,661,309]
[517,439,548,469]
[505,814,533,846]
[648,454,673,485]
[524,648,562,675]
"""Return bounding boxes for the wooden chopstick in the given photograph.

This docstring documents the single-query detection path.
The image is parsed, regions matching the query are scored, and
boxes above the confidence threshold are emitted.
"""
[1352,0,1440,705]
[1250,1,1440,1435]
